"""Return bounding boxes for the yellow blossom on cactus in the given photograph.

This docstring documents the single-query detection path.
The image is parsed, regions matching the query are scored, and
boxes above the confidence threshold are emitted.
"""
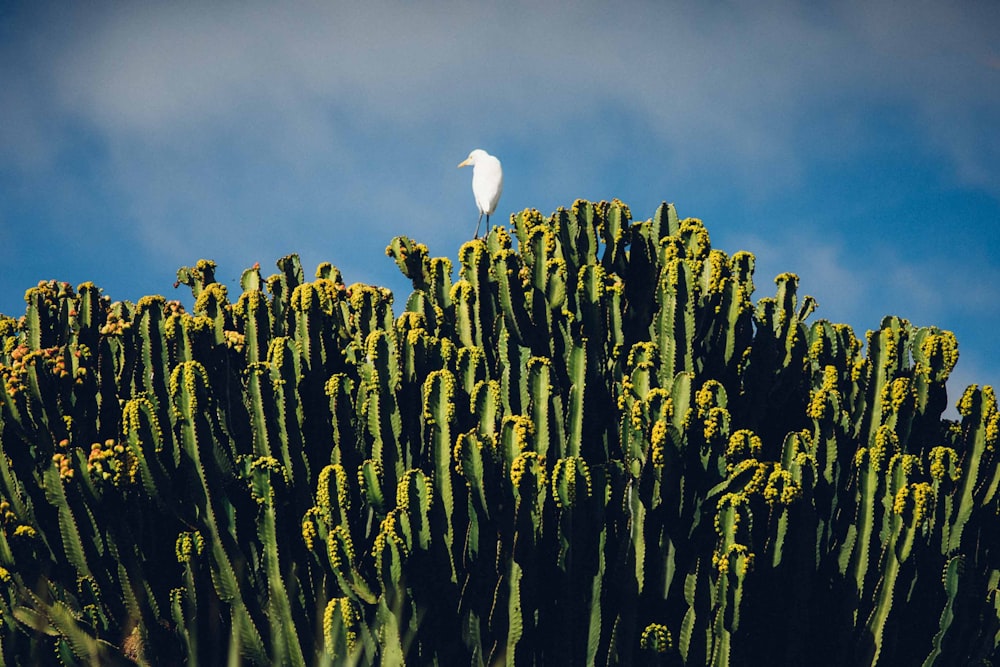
[13,525,36,539]
[193,282,228,314]
[373,522,409,579]
[892,484,909,516]
[458,238,488,268]
[893,482,935,525]
[984,385,997,409]
[763,466,802,506]
[626,341,658,368]
[650,420,668,468]
[957,385,980,418]
[847,356,866,381]
[662,256,681,286]
[422,369,456,424]
[169,361,211,415]
[629,400,645,432]
[397,311,424,332]
[576,264,607,298]
[357,458,382,497]
[0,501,15,525]
[324,597,359,658]
[505,415,534,456]
[714,543,754,576]
[808,335,827,361]
[714,492,750,537]
[405,327,426,349]
[870,426,899,472]
[396,468,433,510]
[928,446,960,482]
[235,289,263,319]
[854,449,870,471]
[681,220,711,259]
[704,250,728,294]
[223,330,245,351]
[807,365,841,420]
[679,404,694,431]
[920,331,959,381]
[511,451,546,494]
[731,544,755,576]
[492,225,513,248]
[643,390,672,421]
[792,451,815,470]
[609,198,632,219]
[318,464,350,520]
[453,437,467,476]
[301,514,318,551]
[898,453,921,477]
[551,456,593,509]
[874,326,902,372]
[912,482,934,524]
[135,294,167,311]
[881,377,915,414]
[175,531,204,562]
[703,406,729,443]
[738,461,770,497]
[987,411,999,451]
[324,373,347,398]
[640,623,673,653]
[516,207,545,231]
[328,525,356,573]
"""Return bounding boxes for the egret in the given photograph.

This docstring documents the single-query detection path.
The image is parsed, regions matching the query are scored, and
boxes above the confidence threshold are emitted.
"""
[458,149,503,239]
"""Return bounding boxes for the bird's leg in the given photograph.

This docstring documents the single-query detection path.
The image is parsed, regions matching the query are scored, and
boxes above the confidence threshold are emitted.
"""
[474,212,484,239]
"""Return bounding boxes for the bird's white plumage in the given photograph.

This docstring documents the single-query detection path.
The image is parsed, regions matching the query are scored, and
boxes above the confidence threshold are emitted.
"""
[458,149,503,238]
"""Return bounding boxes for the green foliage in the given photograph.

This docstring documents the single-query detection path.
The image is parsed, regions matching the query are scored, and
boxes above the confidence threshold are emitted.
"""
[0,201,995,665]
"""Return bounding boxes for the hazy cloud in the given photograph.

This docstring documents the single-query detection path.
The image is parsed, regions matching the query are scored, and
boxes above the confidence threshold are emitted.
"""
[11,2,997,192]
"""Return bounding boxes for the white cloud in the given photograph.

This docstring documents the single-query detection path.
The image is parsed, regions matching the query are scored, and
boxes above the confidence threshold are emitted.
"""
[3,2,995,200]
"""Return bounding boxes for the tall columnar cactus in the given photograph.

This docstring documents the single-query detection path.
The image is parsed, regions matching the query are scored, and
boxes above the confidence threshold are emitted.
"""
[0,200,996,665]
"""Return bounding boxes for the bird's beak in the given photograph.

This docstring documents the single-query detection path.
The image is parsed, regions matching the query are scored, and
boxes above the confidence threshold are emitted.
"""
[458,158,472,168]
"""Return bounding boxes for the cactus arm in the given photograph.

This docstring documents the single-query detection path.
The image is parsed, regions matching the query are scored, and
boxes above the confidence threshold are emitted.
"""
[922,556,964,667]
[290,282,330,372]
[132,297,173,414]
[566,341,586,460]
[849,450,879,604]
[170,362,267,661]
[527,357,554,460]
[375,595,407,665]
[492,249,533,347]
[386,236,432,292]
[504,558,525,666]
[267,336,310,485]
[248,457,306,667]
[600,200,631,276]
[423,370,459,582]
[41,460,99,583]
[498,323,529,417]
[949,385,1000,553]
[245,362,277,460]
[238,288,272,365]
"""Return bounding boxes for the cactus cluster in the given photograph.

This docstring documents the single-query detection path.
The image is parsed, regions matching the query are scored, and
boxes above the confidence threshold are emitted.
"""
[0,201,996,665]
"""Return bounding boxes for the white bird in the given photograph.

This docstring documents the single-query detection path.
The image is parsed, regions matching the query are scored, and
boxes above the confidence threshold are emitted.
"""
[458,149,503,239]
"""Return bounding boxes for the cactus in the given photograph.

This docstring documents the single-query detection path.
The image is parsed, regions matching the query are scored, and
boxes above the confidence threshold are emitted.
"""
[0,201,997,664]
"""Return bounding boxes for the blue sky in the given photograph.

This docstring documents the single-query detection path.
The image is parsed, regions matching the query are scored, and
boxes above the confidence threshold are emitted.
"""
[1,2,998,413]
